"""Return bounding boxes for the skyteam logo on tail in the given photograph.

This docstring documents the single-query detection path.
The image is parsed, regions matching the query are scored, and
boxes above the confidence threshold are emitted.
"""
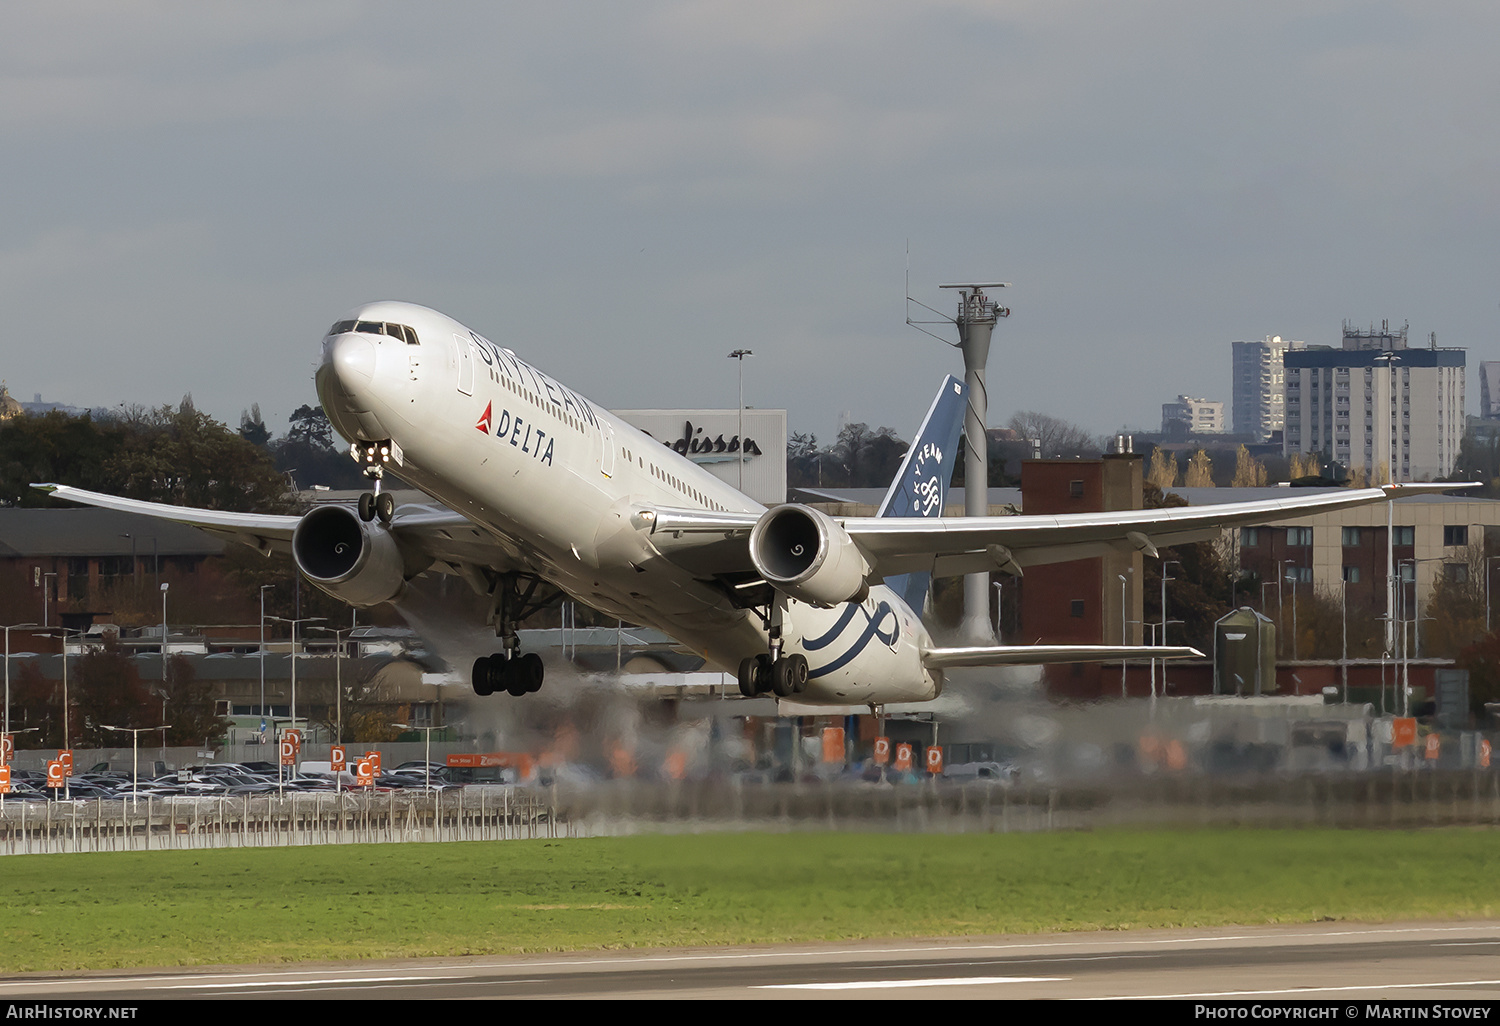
[880,376,966,613]
[476,402,493,433]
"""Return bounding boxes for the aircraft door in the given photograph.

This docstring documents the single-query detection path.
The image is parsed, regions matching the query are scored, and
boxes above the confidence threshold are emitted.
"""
[454,333,475,396]
[600,421,616,478]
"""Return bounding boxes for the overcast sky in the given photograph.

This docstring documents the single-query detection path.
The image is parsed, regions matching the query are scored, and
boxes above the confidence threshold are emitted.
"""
[4,2,1497,446]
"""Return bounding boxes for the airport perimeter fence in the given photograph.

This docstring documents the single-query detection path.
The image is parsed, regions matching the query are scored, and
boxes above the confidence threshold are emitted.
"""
[0,787,566,856]
[547,766,1500,836]
[5,768,1500,854]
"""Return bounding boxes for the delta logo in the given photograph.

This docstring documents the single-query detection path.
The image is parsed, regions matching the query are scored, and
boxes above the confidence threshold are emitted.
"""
[476,402,492,433]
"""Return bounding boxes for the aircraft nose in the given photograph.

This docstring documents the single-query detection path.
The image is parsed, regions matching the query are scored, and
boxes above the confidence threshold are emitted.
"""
[324,332,377,390]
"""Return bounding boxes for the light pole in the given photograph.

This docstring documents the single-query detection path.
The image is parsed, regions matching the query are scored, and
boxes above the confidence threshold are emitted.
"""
[392,723,443,791]
[42,572,56,628]
[3,623,37,737]
[1283,561,1300,662]
[311,623,354,745]
[102,724,169,810]
[268,615,324,740]
[1159,560,1180,698]
[160,582,170,684]
[1118,573,1129,698]
[728,349,752,491]
[992,580,1004,642]
[259,584,273,737]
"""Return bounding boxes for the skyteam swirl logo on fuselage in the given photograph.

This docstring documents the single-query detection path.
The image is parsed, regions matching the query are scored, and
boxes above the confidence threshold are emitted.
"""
[802,599,900,679]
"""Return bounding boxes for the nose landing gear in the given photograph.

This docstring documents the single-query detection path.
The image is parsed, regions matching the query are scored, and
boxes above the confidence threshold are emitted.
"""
[352,439,401,523]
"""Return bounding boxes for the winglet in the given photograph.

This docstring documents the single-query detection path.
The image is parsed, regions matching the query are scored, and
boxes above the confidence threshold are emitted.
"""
[1381,482,1482,497]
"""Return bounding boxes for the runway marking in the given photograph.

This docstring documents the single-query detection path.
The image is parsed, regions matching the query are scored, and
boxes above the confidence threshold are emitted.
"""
[1101,979,1500,1000]
[762,976,1067,991]
[3,923,1496,994]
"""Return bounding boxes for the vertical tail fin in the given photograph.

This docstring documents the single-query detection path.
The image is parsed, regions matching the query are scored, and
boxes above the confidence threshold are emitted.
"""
[880,375,966,612]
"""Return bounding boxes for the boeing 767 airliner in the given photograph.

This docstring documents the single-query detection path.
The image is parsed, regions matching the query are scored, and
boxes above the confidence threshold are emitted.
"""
[37,301,1458,709]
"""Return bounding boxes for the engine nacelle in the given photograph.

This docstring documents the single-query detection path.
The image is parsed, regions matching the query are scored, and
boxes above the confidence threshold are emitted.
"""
[292,505,409,607]
[748,504,870,607]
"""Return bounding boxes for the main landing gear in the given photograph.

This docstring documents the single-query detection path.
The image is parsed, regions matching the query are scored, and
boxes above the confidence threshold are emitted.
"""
[470,573,556,699]
[737,595,809,698]
[472,652,543,697]
[737,652,808,699]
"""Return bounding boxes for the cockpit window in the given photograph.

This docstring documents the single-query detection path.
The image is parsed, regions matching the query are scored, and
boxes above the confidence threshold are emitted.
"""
[329,320,420,345]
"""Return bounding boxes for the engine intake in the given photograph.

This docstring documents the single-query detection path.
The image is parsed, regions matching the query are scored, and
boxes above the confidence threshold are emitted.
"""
[749,504,869,607]
[292,505,409,607]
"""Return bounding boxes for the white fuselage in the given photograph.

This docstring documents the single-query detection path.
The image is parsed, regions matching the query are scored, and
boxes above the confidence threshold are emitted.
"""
[316,301,941,705]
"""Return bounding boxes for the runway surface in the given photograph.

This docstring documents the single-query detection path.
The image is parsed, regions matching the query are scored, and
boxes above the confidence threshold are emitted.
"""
[4,921,1500,1000]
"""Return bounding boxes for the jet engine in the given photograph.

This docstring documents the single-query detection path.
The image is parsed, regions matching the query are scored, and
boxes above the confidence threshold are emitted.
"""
[292,505,411,607]
[748,504,869,607]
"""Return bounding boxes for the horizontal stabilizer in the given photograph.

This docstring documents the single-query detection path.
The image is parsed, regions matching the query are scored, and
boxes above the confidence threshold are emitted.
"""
[922,644,1203,670]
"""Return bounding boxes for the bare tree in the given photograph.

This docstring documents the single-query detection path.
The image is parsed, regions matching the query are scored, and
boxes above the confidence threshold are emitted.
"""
[1006,411,1100,459]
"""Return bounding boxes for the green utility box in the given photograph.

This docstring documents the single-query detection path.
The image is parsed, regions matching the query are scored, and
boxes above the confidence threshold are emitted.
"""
[1213,607,1276,695]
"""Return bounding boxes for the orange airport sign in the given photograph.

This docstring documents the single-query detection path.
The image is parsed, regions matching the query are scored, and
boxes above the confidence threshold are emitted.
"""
[925,746,943,775]
[1391,718,1417,748]
[894,743,913,772]
[0,765,10,793]
[873,737,891,766]
[821,728,845,764]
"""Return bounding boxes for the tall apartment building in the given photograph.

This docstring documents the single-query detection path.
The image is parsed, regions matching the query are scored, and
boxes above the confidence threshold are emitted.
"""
[1283,321,1465,481]
[1231,335,1304,440]
[1161,395,1226,436]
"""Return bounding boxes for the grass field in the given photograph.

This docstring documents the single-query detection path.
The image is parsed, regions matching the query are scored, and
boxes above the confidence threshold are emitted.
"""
[1,829,1497,973]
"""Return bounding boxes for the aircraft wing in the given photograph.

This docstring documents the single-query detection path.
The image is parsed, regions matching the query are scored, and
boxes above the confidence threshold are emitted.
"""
[31,483,522,576]
[921,644,1202,670]
[647,484,1467,580]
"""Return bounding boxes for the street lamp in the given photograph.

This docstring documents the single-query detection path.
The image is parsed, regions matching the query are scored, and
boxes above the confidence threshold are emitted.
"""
[160,582,170,683]
[3,623,38,737]
[1485,556,1500,634]
[1159,560,1180,697]
[101,724,170,810]
[728,349,752,491]
[259,584,274,737]
[311,623,356,745]
[42,572,56,628]
[1283,561,1300,662]
[267,615,324,740]
[392,723,443,791]
[1117,573,1130,698]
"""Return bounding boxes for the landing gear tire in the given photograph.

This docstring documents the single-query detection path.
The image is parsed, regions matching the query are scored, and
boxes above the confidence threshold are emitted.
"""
[376,492,395,523]
[738,654,771,698]
[472,652,543,697]
[518,652,544,693]
[772,654,807,698]
[471,657,495,696]
[358,492,376,522]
